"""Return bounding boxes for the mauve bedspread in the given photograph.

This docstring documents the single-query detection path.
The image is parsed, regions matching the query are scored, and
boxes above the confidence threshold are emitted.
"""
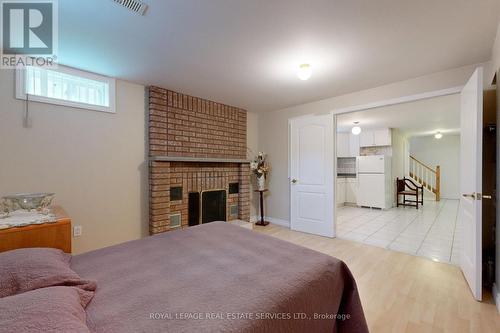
[71,222,368,333]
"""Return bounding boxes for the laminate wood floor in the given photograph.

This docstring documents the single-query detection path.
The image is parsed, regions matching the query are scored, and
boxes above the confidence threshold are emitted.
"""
[254,223,500,333]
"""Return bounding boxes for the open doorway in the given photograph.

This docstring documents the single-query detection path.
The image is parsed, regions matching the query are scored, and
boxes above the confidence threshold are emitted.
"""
[334,94,463,264]
[289,68,495,300]
[334,85,496,296]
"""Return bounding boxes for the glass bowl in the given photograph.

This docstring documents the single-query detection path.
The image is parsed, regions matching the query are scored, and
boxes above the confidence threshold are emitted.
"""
[2,193,55,211]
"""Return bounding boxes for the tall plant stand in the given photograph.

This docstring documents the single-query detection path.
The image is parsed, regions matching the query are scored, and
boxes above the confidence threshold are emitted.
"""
[255,189,269,226]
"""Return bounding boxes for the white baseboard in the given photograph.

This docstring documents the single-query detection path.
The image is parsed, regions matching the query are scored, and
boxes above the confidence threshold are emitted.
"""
[266,217,290,228]
[250,215,290,228]
[493,283,500,314]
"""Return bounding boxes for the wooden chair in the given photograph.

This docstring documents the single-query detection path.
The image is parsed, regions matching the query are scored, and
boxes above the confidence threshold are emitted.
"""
[396,178,424,209]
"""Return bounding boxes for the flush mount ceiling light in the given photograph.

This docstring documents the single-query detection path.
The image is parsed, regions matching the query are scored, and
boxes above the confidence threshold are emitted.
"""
[434,132,443,139]
[297,64,312,81]
[351,122,361,135]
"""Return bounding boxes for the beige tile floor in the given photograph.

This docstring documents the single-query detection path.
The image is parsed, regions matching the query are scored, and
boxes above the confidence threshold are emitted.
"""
[336,199,461,265]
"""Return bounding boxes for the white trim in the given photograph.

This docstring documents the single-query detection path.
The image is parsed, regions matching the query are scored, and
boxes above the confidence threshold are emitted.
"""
[333,115,338,237]
[250,215,290,228]
[15,64,116,113]
[329,86,463,115]
[286,87,463,123]
[493,283,500,314]
[266,217,290,228]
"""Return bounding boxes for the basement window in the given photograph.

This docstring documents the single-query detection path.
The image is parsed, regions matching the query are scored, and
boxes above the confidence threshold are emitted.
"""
[16,65,116,113]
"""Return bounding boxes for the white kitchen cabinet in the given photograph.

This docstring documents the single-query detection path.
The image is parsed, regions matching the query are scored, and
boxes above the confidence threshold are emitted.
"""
[348,134,360,157]
[359,131,374,147]
[337,177,358,206]
[345,178,357,203]
[336,133,350,157]
[337,133,359,157]
[359,128,392,147]
[373,129,391,146]
[336,178,346,205]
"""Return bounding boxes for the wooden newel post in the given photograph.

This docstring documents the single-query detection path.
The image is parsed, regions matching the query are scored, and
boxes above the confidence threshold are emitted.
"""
[435,165,441,202]
[255,190,269,226]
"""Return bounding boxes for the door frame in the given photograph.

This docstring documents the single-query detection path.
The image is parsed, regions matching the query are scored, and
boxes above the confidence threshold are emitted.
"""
[288,85,464,237]
[288,86,464,235]
[329,86,463,116]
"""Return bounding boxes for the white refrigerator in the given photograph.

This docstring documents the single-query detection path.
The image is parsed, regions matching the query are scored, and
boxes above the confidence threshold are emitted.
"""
[356,155,393,209]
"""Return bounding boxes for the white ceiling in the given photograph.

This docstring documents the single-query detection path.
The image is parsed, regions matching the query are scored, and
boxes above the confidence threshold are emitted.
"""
[336,94,460,137]
[59,0,500,112]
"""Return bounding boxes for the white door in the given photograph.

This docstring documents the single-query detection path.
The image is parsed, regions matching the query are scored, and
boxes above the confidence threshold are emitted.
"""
[290,114,334,237]
[459,67,483,301]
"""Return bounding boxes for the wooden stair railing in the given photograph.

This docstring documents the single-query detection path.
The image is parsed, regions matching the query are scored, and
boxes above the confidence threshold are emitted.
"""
[409,155,440,201]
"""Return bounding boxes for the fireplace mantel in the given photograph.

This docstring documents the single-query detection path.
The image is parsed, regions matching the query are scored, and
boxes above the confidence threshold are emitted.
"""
[151,156,251,163]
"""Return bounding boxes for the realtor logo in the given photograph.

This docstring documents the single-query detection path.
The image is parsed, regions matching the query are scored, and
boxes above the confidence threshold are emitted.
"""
[1,0,58,68]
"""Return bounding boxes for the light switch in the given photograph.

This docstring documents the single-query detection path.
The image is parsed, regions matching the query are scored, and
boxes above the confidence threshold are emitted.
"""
[73,225,82,237]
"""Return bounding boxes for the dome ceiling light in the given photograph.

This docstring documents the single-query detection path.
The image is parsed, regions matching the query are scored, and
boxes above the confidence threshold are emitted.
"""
[351,122,361,135]
[297,64,312,81]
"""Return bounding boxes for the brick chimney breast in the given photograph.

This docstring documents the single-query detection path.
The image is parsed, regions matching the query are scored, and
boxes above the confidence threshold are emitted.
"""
[148,87,250,234]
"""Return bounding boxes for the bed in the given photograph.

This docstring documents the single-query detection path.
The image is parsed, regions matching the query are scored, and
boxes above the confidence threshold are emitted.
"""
[71,222,368,333]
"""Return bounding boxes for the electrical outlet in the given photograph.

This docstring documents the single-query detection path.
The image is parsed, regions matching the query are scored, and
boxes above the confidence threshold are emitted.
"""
[73,226,82,237]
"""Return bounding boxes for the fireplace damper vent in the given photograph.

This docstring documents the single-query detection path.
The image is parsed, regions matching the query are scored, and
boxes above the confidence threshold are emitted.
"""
[170,214,181,229]
[229,204,238,218]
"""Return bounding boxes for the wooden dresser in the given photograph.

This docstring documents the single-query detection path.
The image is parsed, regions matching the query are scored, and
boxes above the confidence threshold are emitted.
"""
[0,206,71,253]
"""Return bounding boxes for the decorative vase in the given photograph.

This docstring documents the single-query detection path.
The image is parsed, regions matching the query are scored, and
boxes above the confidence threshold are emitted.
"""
[257,176,266,191]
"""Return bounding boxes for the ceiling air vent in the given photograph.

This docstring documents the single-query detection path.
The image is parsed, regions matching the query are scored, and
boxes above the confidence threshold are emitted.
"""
[111,0,148,16]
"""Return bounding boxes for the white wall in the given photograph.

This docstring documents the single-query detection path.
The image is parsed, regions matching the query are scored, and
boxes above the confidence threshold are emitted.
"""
[409,135,460,199]
[0,69,260,254]
[0,69,148,254]
[259,63,487,221]
[490,22,500,84]
[391,129,408,203]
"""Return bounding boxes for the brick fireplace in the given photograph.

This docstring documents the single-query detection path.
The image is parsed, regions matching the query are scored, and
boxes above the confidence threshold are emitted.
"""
[148,86,250,235]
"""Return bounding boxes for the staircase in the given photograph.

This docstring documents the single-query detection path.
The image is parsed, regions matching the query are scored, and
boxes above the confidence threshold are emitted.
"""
[409,155,441,201]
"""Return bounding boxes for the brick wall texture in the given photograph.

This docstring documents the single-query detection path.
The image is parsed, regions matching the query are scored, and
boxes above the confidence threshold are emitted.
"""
[148,87,250,234]
[149,86,247,159]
